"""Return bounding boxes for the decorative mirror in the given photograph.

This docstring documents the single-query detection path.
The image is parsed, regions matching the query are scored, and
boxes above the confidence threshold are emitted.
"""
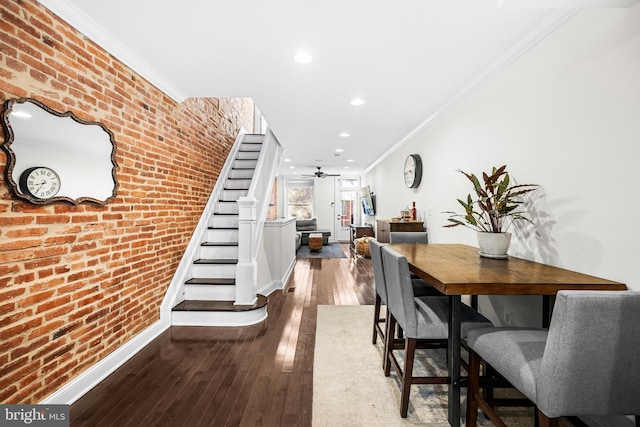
[1,98,118,205]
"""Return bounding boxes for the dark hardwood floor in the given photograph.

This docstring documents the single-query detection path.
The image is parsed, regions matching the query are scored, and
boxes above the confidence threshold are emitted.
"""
[70,243,374,427]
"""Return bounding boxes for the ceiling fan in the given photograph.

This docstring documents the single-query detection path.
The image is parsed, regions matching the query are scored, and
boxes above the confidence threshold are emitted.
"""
[303,166,341,178]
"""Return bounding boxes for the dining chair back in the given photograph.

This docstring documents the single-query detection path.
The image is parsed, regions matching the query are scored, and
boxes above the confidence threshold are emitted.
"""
[466,290,640,427]
[389,231,428,244]
[381,245,493,417]
[370,239,388,345]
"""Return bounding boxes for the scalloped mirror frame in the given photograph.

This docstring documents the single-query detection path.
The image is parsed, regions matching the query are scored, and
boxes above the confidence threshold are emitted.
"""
[1,98,118,205]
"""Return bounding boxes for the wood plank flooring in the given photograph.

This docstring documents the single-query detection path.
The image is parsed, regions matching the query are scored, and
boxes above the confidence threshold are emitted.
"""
[70,244,374,427]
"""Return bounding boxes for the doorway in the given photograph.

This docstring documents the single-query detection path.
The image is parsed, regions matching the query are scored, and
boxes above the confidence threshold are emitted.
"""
[335,179,358,242]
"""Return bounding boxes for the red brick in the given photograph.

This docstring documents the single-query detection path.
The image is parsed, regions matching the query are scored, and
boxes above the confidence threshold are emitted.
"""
[0,0,254,404]
[6,227,48,238]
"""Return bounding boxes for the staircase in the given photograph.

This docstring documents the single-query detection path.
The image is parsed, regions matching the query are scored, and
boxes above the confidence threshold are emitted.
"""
[171,133,269,326]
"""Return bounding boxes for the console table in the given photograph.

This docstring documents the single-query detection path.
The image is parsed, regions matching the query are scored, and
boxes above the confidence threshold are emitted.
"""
[375,220,424,243]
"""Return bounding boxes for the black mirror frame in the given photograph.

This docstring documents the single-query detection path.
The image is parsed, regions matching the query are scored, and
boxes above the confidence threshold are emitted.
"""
[1,98,118,205]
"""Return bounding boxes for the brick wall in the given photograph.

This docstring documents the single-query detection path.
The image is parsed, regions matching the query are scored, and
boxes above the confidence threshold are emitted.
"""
[0,0,254,403]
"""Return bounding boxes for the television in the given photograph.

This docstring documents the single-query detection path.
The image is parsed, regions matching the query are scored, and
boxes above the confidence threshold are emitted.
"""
[360,185,375,216]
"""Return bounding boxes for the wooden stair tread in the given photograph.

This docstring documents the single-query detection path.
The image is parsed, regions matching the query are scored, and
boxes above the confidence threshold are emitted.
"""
[185,278,235,286]
[201,242,238,247]
[194,258,238,264]
[172,295,268,312]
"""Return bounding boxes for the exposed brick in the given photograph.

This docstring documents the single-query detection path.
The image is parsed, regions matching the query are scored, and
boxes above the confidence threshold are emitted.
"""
[0,0,254,404]
[35,215,70,224]
[6,227,48,238]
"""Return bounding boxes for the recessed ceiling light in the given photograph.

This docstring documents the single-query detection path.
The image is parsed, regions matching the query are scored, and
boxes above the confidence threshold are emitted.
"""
[293,51,313,64]
[335,148,344,153]
[347,159,355,162]
[289,166,295,169]
[284,158,291,162]
[339,132,351,138]
[350,98,365,106]
[344,166,350,169]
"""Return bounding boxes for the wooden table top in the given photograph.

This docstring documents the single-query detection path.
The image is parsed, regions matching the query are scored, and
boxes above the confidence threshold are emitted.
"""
[387,243,626,296]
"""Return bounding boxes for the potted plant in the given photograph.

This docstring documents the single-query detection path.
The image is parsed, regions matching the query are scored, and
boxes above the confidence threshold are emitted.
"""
[443,165,538,258]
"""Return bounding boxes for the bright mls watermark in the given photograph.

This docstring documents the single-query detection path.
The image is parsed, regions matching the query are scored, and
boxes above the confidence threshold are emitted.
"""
[1,405,68,426]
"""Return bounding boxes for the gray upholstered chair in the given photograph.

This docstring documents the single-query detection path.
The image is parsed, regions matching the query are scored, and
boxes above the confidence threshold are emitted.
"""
[370,239,388,346]
[380,245,493,418]
[370,239,444,347]
[388,231,442,293]
[466,290,640,427]
[389,231,428,244]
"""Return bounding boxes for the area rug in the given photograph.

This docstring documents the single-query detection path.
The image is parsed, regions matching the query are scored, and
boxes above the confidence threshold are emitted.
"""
[296,243,347,259]
[312,305,572,427]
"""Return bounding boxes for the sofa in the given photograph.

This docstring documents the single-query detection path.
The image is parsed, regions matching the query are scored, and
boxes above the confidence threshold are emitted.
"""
[296,218,331,246]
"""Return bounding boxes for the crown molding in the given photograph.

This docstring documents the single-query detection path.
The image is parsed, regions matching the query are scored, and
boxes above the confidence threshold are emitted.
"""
[363,9,577,175]
[37,0,187,103]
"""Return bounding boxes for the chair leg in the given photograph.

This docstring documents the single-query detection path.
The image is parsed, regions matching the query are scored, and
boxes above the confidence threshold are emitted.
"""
[636,415,639,427]
[372,294,382,344]
[536,410,559,427]
[400,337,416,418]
[384,313,396,376]
[465,349,481,427]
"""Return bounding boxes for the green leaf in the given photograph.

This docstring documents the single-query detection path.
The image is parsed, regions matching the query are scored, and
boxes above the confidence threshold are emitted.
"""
[444,164,539,233]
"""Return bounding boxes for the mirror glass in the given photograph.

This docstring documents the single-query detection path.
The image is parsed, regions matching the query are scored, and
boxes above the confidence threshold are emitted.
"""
[1,98,118,205]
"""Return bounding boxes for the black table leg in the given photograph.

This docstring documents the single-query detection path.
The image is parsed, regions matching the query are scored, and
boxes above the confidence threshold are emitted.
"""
[448,295,462,427]
[542,295,552,328]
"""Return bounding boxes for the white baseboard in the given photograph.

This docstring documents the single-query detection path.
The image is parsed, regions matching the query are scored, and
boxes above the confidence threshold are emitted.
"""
[40,319,170,405]
[257,280,281,296]
[257,258,296,297]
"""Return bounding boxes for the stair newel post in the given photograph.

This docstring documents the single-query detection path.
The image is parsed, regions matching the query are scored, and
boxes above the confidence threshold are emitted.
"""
[236,196,258,305]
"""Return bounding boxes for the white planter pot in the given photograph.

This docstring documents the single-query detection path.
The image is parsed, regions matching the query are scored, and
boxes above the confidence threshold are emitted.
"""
[477,232,511,259]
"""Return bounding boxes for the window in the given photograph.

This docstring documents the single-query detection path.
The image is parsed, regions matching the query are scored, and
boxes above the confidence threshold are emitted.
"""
[287,179,314,219]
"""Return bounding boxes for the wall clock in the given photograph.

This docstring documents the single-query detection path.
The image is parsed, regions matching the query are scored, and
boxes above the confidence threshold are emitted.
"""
[19,166,61,200]
[403,154,422,189]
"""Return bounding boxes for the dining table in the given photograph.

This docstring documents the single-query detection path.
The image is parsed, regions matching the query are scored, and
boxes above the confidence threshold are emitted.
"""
[387,243,627,427]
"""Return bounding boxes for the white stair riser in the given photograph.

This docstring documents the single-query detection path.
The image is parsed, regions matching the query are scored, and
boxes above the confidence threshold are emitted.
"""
[236,151,260,160]
[228,169,254,179]
[211,215,238,228]
[222,189,248,200]
[225,179,251,190]
[242,135,264,144]
[200,245,238,259]
[234,159,257,169]
[216,202,239,214]
[206,228,238,242]
[172,306,267,327]
[192,263,236,278]
[184,284,235,300]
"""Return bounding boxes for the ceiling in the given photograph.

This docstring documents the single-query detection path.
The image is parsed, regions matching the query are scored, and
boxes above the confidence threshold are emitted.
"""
[40,0,638,178]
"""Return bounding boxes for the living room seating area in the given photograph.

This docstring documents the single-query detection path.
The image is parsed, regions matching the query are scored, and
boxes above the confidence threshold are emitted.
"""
[295,218,331,249]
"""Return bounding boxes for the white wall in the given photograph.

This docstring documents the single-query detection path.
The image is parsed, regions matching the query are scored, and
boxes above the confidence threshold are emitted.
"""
[314,177,336,240]
[363,6,640,328]
[260,218,296,295]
